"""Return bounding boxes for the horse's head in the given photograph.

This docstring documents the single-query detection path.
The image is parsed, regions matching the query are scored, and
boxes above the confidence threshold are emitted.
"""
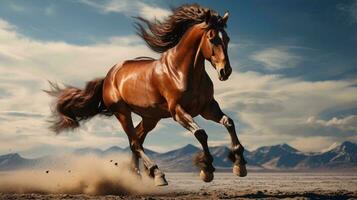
[201,11,232,81]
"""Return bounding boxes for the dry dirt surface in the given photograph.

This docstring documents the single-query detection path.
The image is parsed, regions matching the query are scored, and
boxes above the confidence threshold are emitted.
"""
[0,156,356,200]
[1,190,357,200]
[1,172,357,200]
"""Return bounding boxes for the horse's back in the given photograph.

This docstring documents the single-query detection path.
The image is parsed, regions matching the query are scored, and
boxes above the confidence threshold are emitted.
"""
[103,59,170,117]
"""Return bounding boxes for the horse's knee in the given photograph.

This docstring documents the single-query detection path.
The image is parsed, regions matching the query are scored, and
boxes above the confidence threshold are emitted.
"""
[220,115,234,128]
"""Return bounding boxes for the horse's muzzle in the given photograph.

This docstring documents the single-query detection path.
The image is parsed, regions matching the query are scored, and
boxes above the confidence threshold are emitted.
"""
[217,67,231,81]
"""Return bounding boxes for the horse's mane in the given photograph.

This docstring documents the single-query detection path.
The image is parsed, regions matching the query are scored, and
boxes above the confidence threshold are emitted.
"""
[135,4,225,53]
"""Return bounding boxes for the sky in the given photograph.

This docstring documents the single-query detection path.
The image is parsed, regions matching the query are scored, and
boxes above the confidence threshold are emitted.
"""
[0,0,356,157]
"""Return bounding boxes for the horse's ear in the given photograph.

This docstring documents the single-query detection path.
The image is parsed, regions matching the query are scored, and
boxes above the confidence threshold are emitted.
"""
[205,9,212,24]
[222,11,229,24]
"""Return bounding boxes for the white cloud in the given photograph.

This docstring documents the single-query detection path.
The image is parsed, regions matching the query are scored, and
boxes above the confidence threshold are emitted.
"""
[9,3,25,12]
[208,139,230,147]
[250,47,301,70]
[80,0,171,21]
[0,19,15,30]
[137,2,171,21]
[306,115,357,132]
[289,136,338,152]
[0,111,44,118]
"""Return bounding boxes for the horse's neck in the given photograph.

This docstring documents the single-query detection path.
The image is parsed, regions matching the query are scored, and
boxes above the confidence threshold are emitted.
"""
[163,25,206,89]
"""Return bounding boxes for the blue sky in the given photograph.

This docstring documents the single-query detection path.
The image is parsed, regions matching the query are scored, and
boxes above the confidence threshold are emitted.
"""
[0,0,356,157]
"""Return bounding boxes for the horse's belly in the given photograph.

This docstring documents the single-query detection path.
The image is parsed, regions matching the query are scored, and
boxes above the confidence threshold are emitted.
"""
[130,103,171,118]
[121,87,171,118]
[120,83,170,117]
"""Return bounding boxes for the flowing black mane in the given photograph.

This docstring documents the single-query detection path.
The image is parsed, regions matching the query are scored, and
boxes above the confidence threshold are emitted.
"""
[135,4,225,53]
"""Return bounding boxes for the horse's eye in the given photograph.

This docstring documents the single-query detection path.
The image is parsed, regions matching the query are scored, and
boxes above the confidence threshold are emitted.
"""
[210,36,220,45]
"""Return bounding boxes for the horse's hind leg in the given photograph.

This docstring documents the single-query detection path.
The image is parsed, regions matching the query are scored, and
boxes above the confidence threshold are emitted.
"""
[134,118,167,185]
[130,153,140,176]
[135,118,167,186]
[137,148,168,186]
[114,110,167,186]
[130,118,159,177]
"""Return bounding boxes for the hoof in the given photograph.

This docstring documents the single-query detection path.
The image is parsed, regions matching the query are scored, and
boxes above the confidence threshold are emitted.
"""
[233,164,247,177]
[154,174,168,186]
[200,170,214,182]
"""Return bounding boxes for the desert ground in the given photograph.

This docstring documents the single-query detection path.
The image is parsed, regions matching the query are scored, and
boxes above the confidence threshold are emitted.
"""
[1,172,356,200]
[0,155,356,199]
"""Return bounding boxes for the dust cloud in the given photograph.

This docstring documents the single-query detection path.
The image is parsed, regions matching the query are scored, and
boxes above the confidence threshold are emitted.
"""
[0,155,157,195]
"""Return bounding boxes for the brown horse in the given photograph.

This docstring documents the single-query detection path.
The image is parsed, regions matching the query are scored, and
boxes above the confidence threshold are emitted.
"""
[46,4,247,186]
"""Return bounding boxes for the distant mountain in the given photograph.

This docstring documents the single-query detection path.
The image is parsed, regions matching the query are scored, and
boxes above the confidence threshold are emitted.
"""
[297,141,357,169]
[74,146,158,157]
[1,141,356,172]
[154,144,246,171]
[155,144,200,171]
[247,144,307,169]
[74,147,105,156]
[158,144,199,159]
[104,146,125,155]
[0,153,36,170]
[210,146,232,168]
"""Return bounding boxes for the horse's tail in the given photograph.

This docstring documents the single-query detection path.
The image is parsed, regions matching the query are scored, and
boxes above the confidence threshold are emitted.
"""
[44,77,112,134]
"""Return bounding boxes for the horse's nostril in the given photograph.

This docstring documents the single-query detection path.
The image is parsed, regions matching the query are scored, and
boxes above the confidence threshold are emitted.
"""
[219,68,225,77]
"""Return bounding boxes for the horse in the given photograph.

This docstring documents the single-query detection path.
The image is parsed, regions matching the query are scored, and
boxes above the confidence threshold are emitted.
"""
[46,4,247,186]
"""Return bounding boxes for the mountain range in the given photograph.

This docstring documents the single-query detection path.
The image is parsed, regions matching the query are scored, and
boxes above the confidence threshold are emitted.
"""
[1,141,356,172]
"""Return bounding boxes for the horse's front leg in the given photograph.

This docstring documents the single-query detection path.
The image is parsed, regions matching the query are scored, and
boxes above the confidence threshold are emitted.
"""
[171,104,215,182]
[201,99,247,177]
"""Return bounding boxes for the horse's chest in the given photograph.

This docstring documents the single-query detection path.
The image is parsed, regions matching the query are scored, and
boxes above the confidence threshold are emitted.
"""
[180,87,212,116]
